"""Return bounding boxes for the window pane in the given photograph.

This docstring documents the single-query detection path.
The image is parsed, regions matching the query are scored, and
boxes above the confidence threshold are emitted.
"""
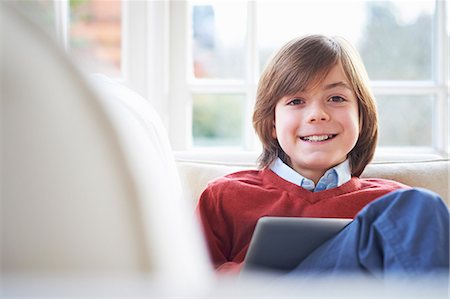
[69,0,121,76]
[192,94,244,147]
[257,1,434,81]
[358,1,434,81]
[191,2,247,79]
[376,95,434,146]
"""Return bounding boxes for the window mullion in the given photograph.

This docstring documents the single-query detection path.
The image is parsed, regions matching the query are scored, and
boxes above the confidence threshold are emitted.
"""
[169,1,191,150]
[122,0,148,97]
[371,82,442,95]
[436,0,449,85]
[146,0,170,127]
[53,0,69,50]
[190,81,247,94]
[244,0,258,151]
[434,0,449,154]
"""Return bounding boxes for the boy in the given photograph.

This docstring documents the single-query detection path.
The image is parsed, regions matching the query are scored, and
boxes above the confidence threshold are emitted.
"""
[196,35,449,276]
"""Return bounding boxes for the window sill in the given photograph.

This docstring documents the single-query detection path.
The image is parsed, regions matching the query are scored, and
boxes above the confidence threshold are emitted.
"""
[173,146,448,165]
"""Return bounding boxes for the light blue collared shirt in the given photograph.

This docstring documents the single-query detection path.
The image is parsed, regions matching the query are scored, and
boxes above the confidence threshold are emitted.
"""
[270,157,352,192]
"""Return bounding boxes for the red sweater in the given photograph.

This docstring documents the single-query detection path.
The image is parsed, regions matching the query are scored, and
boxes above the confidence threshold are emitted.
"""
[196,168,409,273]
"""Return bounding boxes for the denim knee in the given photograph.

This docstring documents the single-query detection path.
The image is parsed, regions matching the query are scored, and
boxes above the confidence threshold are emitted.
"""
[359,188,448,221]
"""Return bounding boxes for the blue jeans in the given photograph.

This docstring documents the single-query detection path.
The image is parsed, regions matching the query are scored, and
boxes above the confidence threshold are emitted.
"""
[287,188,449,278]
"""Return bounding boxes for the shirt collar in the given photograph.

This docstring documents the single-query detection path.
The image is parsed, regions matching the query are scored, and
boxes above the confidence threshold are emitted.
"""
[270,157,352,192]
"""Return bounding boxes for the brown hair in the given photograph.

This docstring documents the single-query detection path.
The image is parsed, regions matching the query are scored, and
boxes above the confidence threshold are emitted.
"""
[252,35,378,177]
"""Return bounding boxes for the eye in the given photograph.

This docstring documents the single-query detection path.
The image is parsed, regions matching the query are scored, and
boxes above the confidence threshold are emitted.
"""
[287,98,304,106]
[329,96,346,103]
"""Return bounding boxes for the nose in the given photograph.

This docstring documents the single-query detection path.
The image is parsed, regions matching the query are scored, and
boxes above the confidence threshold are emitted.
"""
[307,102,330,123]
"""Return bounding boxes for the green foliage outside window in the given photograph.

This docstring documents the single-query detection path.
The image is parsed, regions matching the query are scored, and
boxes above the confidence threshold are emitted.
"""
[192,94,244,147]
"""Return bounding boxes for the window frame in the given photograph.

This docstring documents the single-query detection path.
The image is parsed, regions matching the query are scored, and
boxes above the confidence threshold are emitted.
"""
[54,0,449,157]
[169,0,449,156]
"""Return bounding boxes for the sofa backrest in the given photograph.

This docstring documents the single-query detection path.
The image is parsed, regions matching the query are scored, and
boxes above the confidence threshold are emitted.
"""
[361,160,449,203]
[176,158,449,207]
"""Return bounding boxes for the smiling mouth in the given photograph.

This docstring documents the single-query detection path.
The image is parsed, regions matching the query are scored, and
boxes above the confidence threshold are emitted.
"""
[300,134,337,142]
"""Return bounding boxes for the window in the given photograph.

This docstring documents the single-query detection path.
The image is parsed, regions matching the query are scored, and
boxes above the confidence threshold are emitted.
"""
[27,0,449,156]
[171,0,449,155]
[20,0,123,77]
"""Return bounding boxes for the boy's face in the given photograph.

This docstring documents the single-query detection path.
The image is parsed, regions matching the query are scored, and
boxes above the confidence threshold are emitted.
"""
[272,62,359,184]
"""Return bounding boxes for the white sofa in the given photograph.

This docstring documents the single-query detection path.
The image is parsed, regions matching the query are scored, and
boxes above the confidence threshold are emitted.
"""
[1,4,213,296]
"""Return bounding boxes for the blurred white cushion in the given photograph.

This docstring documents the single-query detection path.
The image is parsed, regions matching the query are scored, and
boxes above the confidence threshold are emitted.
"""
[1,3,211,293]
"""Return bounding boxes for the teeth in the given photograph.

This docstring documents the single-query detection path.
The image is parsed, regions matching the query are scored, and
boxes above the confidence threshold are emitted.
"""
[301,135,334,142]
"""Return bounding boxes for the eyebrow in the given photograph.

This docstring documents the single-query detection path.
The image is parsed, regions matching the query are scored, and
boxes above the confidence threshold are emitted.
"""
[324,81,352,91]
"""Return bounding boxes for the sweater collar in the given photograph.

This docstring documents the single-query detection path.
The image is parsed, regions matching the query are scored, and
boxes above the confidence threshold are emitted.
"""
[269,157,351,192]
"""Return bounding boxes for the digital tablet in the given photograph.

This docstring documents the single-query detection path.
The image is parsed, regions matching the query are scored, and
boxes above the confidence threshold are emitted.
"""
[241,216,352,274]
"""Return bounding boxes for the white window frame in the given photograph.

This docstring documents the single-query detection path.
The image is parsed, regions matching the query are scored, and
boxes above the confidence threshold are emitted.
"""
[122,0,171,127]
[53,0,449,158]
[53,0,171,127]
[53,0,69,49]
[167,0,449,157]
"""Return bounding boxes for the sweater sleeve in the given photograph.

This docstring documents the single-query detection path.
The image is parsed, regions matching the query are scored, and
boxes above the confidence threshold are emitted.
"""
[195,182,235,270]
